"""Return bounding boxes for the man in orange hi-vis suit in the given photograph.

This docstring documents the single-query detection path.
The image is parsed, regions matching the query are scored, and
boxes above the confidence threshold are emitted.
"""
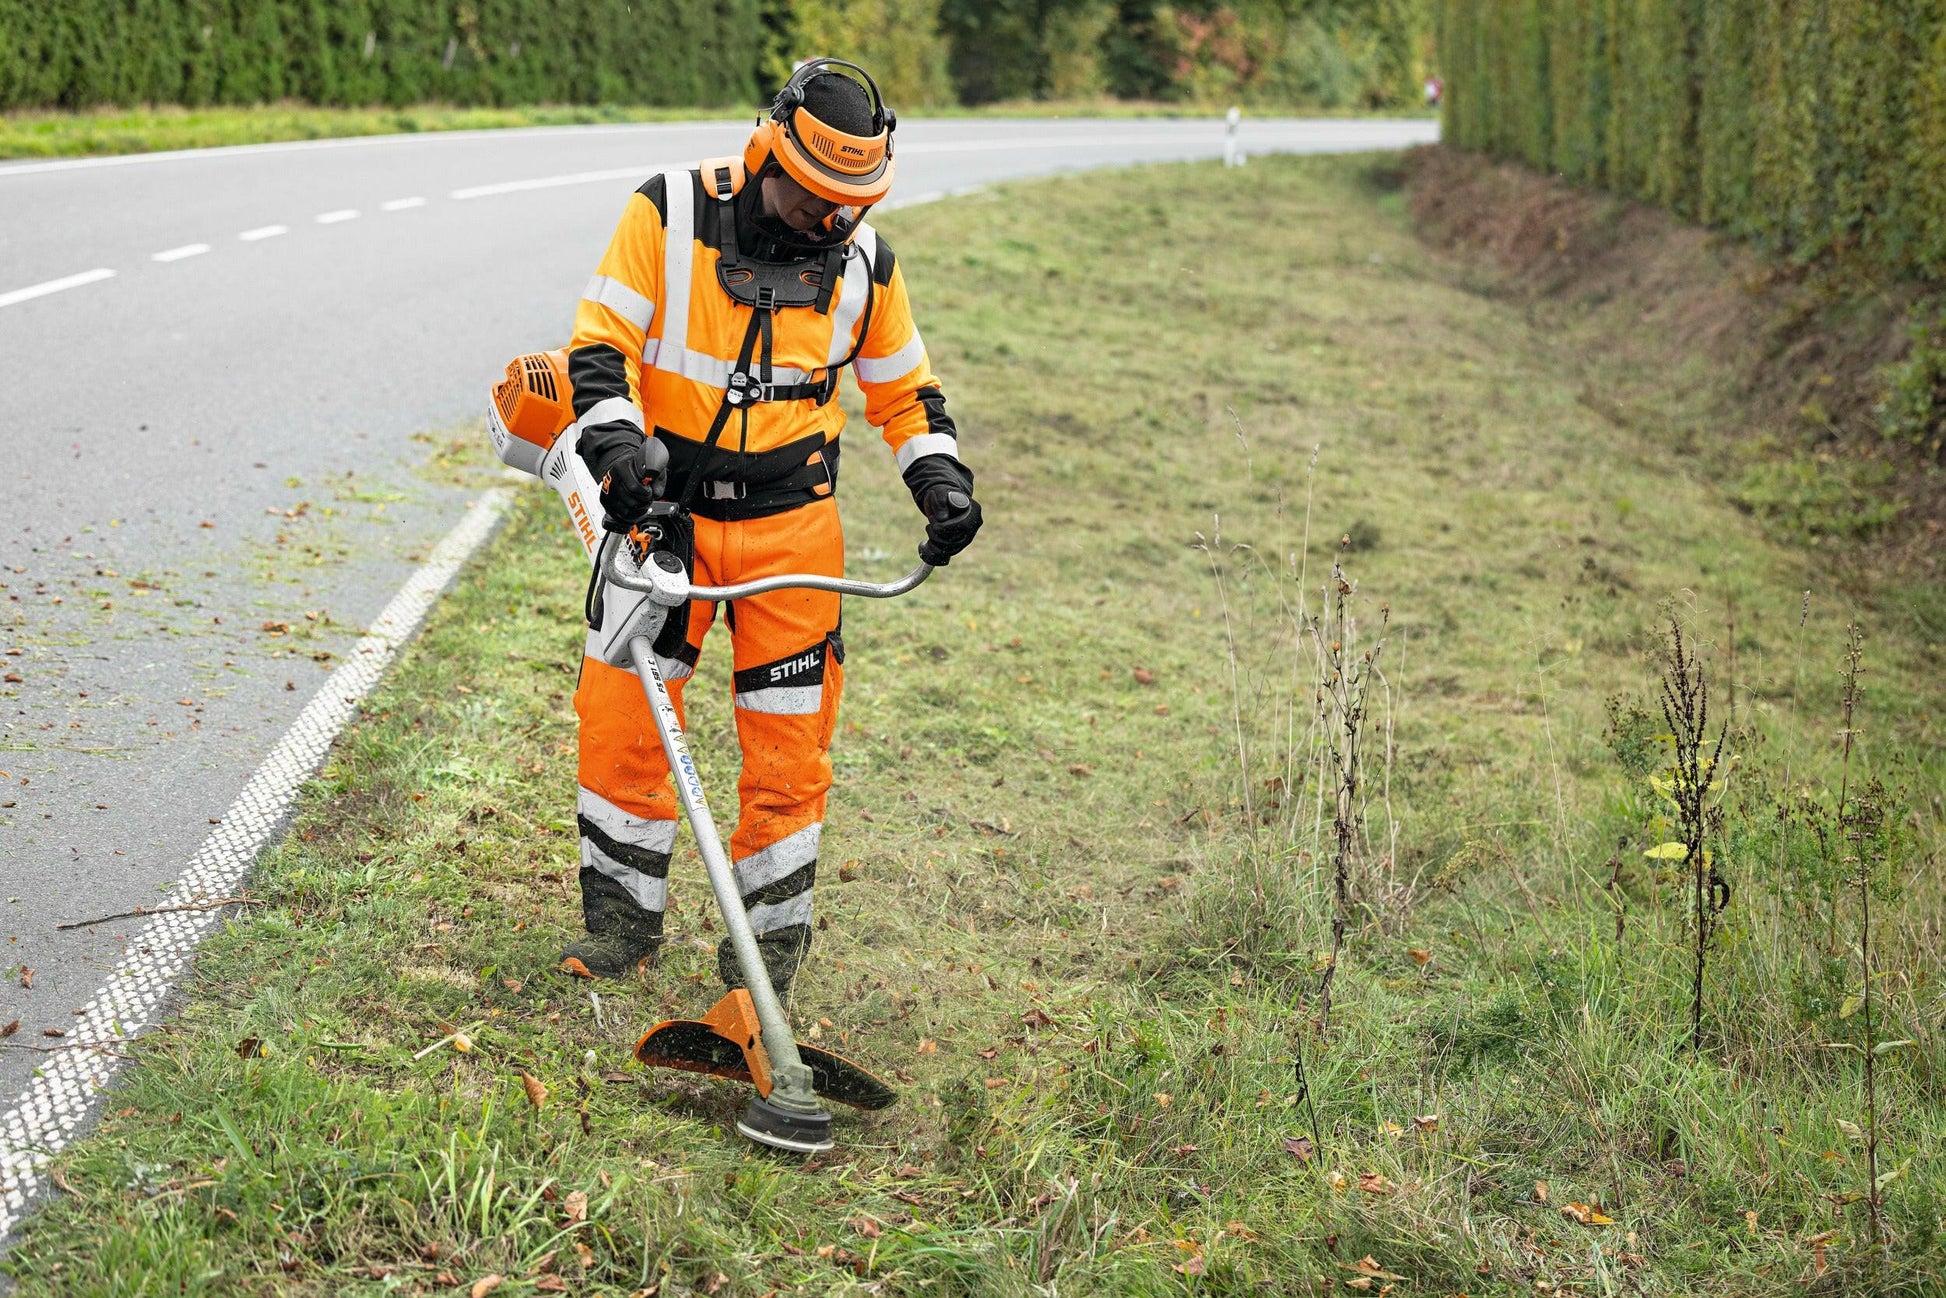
[560,60,982,989]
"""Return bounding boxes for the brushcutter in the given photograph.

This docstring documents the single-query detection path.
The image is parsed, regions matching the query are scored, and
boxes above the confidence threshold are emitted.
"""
[488,349,925,1153]
[597,525,927,1151]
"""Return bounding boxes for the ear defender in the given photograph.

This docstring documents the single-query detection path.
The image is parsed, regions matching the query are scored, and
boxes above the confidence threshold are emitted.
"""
[742,58,897,211]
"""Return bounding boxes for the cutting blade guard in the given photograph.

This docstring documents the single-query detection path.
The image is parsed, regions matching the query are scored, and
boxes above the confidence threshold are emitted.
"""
[635,989,898,1112]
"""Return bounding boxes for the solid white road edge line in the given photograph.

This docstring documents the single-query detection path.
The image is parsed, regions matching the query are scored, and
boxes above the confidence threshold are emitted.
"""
[381,196,427,211]
[315,209,360,224]
[0,268,115,310]
[151,243,211,263]
[238,224,288,241]
[0,486,515,1241]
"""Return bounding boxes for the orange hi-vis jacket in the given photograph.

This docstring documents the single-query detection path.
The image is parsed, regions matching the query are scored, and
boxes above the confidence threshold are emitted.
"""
[566,167,960,518]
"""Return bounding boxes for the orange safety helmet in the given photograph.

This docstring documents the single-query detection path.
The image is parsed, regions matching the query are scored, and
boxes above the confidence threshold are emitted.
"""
[743,58,897,217]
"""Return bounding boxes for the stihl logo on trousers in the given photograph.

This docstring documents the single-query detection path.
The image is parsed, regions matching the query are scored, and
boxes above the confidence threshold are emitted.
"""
[770,650,821,683]
[734,644,827,694]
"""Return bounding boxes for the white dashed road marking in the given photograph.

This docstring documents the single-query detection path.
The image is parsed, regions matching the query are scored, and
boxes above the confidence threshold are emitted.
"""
[151,243,211,263]
[0,268,116,310]
[381,196,427,211]
[450,166,646,200]
[0,487,515,1240]
[315,209,359,224]
[238,224,288,241]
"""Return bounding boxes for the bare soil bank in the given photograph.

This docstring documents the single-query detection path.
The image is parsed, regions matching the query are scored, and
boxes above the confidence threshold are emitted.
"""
[1399,144,1944,570]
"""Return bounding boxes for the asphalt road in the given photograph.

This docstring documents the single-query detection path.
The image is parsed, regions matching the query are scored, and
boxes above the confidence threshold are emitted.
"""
[0,115,1437,1107]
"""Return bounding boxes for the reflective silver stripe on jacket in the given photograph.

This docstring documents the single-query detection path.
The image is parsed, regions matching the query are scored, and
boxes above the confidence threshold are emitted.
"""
[580,396,644,431]
[856,328,925,384]
[895,432,960,471]
[655,167,695,378]
[825,225,876,367]
[582,274,655,332]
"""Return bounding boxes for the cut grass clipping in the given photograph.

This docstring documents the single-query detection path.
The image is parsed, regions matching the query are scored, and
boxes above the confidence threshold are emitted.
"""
[7,154,1942,1295]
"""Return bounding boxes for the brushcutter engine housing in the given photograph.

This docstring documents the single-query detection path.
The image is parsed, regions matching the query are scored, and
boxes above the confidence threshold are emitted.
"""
[488,349,695,666]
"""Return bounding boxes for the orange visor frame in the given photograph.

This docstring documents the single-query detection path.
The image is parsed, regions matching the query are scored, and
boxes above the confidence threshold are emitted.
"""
[746,106,896,208]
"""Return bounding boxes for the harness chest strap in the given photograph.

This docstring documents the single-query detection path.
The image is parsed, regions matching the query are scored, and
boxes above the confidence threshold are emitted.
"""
[648,166,879,516]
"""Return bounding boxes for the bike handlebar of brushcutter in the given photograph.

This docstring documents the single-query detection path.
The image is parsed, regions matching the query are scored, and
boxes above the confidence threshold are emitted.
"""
[602,534,935,605]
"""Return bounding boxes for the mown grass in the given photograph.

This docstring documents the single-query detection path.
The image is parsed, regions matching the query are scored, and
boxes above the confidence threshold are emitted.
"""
[4,155,1941,1296]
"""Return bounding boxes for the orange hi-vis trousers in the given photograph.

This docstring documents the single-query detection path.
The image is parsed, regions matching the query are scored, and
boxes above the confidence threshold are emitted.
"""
[573,497,845,987]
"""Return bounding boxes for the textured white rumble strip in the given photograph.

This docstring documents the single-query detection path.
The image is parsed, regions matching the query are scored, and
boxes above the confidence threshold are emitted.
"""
[0,487,514,1240]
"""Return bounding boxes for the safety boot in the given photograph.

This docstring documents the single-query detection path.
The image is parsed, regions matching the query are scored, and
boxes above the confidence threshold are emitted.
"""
[560,868,663,979]
[717,925,811,1000]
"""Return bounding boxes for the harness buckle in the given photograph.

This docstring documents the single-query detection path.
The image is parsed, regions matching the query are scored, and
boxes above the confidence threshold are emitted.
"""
[726,371,754,406]
[704,481,748,501]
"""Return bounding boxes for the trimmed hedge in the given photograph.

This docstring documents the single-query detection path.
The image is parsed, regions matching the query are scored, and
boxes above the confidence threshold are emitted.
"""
[1439,0,1946,281]
[0,1,768,111]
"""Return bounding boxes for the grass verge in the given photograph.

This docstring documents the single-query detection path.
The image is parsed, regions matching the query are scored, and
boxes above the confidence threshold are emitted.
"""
[4,155,1941,1295]
[0,103,744,161]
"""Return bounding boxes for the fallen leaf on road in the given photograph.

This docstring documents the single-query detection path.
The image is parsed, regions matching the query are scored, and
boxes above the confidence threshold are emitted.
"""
[1282,1136,1316,1162]
[521,1072,547,1109]
[17,967,31,990]
[0,1020,18,1038]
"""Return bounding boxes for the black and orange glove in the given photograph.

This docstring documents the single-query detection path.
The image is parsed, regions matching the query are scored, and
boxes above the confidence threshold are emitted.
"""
[579,426,668,528]
[903,454,981,566]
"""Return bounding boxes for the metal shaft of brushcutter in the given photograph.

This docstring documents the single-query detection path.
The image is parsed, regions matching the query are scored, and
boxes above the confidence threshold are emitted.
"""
[607,541,933,1115]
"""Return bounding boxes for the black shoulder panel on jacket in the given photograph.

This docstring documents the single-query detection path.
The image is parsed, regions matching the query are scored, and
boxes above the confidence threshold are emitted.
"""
[871,237,898,286]
[634,173,668,224]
